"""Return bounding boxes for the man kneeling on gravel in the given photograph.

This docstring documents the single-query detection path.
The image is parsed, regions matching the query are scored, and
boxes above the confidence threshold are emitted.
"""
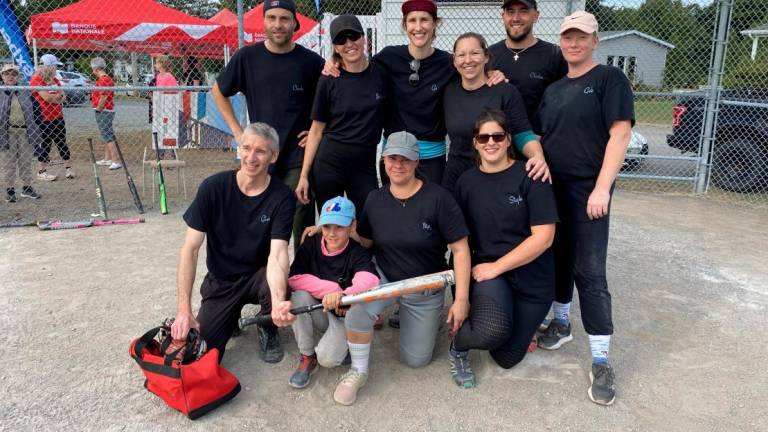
[171,122,297,363]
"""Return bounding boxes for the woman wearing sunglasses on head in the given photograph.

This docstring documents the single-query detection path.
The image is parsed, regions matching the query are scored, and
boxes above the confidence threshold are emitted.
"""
[295,14,387,216]
[442,32,549,194]
[324,0,504,186]
[448,108,557,389]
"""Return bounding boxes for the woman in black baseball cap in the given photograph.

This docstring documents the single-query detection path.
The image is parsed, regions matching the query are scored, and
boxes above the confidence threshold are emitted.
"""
[295,14,387,218]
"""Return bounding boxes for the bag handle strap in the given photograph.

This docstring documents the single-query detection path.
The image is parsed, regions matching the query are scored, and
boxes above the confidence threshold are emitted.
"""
[131,326,181,378]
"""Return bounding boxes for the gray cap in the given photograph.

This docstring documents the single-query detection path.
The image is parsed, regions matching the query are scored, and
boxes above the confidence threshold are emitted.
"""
[330,14,364,43]
[382,131,419,161]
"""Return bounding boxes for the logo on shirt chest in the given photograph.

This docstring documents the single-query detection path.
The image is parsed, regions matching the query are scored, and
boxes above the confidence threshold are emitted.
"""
[431,84,438,92]
[583,86,595,95]
[529,72,544,80]
[375,92,383,100]
[292,84,304,92]
[260,214,271,223]
[422,222,433,233]
[508,194,524,205]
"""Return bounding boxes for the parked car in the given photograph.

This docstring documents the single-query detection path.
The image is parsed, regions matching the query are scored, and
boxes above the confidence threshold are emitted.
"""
[667,89,768,192]
[56,70,91,106]
[623,130,649,171]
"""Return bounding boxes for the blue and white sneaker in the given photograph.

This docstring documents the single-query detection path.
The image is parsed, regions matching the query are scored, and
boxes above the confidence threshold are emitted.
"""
[449,347,476,389]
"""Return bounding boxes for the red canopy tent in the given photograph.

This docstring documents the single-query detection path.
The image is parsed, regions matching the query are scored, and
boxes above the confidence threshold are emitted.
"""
[209,4,319,48]
[27,0,229,59]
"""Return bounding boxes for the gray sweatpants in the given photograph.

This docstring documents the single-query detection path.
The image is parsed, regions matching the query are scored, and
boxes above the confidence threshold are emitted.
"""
[345,270,445,368]
[2,128,33,188]
[290,290,348,368]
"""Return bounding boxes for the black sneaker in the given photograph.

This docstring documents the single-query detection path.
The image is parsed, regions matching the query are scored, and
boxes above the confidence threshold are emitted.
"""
[588,362,616,406]
[20,186,40,199]
[257,325,284,363]
[288,354,318,389]
[5,189,17,203]
[537,320,573,350]
[388,308,400,329]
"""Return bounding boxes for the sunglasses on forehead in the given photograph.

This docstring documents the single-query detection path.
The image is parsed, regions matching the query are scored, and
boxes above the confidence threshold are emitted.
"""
[408,59,420,87]
[333,32,363,45]
[474,132,507,144]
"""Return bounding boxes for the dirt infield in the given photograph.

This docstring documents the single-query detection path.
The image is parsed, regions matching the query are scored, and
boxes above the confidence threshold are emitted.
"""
[1,191,766,431]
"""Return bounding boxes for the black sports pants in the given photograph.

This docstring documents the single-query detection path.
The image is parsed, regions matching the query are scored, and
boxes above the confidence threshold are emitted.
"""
[453,275,550,369]
[196,268,275,361]
[311,141,377,217]
[552,179,614,336]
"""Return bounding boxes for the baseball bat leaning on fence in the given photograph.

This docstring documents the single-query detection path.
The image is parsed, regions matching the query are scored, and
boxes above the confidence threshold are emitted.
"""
[112,140,144,214]
[152,132,168,215]
[238,270,455,330]
[37,218,145,231]
[87,138,108,219]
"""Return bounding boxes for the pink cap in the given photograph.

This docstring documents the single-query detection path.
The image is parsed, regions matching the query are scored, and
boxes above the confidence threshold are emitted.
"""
[560,10,599,34]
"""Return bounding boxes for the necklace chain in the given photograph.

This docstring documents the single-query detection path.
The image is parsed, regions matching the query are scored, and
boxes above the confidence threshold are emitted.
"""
[507,45,531,61]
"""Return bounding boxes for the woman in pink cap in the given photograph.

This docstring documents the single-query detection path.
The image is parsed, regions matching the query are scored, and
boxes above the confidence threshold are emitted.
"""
[533,11,634,406]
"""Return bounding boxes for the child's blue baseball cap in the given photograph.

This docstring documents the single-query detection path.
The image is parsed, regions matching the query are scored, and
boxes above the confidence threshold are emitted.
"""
[318,196,356,227]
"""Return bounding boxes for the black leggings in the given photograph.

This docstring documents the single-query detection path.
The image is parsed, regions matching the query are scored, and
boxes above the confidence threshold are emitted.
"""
[311,147,378,217]
[36,118,70,163]
[453,275,550,369]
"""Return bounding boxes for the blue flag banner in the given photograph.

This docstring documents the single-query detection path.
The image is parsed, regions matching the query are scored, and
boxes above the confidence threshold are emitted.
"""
[0,0,35,80]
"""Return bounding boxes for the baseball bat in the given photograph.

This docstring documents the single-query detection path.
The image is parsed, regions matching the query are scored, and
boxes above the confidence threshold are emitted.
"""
[152,132,168,215]
[0,220,37,228]
[87,138,108,219]
[238,270,455,330]
[112,140,145,214]
[37,217,145,231]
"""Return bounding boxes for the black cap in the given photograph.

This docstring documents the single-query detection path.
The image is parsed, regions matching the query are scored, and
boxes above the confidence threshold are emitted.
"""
[263,0,300,31]
[502,0,537,10]
[330,14,364,43]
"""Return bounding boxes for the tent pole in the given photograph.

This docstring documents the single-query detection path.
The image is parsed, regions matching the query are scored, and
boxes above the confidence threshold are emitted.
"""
[237,0,244,49]
[33,39,38,67]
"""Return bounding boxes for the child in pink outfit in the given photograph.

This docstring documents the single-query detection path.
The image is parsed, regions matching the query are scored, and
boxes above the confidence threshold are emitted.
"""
[287,196,379,389]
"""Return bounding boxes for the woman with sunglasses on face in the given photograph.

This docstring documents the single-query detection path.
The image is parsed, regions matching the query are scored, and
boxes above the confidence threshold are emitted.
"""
[448,108,557,389]
[329,131,471,406]
[295,14,387,216]
[533,12,634,406]
[442,32,549,194]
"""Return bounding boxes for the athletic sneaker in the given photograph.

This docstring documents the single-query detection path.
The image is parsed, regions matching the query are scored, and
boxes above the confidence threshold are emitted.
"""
[20,186,41,199]
[108,162,122,170]
[96,159,112,166]
[448,347,476,389]
[588,362,616,406]
[257,325,284,363]
[5,190,17,203]
[388,308,400,329]
[333,368,368,406]
[288,354,318,389]
[37,170,57,181]
[65,167,75,179]
[537,320,574,350]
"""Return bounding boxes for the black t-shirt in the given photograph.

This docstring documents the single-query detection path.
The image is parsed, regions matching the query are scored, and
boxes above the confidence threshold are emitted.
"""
[311,63,388,150]
[289,235,377,288]
[534,65,635,180]
[443,81,530,159]
[357,182,469,282]
[183,171,297,279]
[455,163,558,293]
[489,39,568,120]
[216,43,324,174]
[373,45,457,141]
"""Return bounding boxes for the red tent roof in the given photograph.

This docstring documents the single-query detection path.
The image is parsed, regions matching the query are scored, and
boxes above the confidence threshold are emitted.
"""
[216,3,318,47]
[209,9,238,27]
[28,0,228,58]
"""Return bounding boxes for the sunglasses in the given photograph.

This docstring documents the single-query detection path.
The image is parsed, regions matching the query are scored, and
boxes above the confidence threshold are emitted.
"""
[408,59,420,86]
[333,32,363,45]
[1,71,19,76]
[474,133,507,144]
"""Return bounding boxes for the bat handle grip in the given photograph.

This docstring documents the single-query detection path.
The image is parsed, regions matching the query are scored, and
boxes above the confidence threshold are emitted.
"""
[237,304,325,330]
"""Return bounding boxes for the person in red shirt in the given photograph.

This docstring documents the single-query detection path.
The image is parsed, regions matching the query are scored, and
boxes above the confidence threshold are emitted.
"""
[30,54,73,181]
[90,57,121,170]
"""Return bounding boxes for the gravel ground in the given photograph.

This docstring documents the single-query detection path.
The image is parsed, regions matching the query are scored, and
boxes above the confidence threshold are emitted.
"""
[1,191,766,431]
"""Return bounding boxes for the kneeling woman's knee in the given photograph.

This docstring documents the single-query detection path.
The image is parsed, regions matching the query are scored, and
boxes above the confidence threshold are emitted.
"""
[344,304,376,333]
[490,347,526,369]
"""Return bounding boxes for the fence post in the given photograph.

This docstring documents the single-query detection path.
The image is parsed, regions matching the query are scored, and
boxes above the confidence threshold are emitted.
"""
[695,0,733,194]
[237,0,245,49]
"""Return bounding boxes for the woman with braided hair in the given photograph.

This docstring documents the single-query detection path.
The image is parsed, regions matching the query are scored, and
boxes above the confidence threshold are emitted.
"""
[448,108,558,389]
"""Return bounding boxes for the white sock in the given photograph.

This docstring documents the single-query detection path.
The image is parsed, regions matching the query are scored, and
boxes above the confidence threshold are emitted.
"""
[589,335,611,363]
[553,301,571,323]
[348,342,370,374]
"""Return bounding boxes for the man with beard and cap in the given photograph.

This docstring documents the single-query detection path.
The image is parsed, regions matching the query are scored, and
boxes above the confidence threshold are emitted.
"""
[489,0,568,120]
[212,0,324,254]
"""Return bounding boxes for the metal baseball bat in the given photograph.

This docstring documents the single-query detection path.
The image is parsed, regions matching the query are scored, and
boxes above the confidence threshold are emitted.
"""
[37,218,144,231]
[112,140,145,214]
[238,270,455,330]
[87,138,108,219]
[152,132,168,215]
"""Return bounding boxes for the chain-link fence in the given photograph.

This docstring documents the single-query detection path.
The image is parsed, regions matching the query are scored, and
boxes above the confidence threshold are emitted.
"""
[1,0,766,225]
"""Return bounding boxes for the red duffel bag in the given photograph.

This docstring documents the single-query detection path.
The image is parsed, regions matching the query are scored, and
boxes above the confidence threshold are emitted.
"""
[129,325,241,420]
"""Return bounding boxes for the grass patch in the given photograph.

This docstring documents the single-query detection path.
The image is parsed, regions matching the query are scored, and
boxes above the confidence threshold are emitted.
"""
[634,98,675,125]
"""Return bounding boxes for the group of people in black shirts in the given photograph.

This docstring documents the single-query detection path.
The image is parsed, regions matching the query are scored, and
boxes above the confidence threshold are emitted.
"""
[169,0,634,408]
